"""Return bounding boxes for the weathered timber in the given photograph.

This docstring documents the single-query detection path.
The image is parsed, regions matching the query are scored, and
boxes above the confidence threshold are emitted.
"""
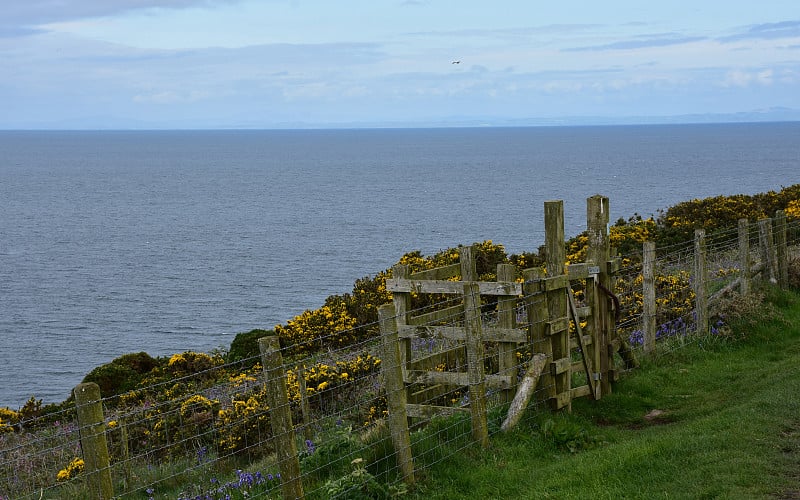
[259,337,304,500]
[406,345,465,371]
[543,274,570,291]
[296,365,313,440]
[74,382,114,500]
[574,305,591,318]
[404,371,513,389]
[408,304,464,326]
[406,404,470,419]
[500,353,548,432]
[571,385,593,399]
[524,268,553,405]
[694,229,708,335]
[378,305,415,485]
[497,263,519,403]
[642,241,657,354]
[739,219,751,295]
[759,218,778,283]
[463,281,489,447]
[547,317,570,336]
[587,195,611,397]
[409,263,461,281]
[398,324,526,343]
[386,278,521,296]
[568,263,590,279]
[392,264,413,374]
[550,357,571,375]
[568,288,598,399]
[569,334,593,350]
[776,210,788,289]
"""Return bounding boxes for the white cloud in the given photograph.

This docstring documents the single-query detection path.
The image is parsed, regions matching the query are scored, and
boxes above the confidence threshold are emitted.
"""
[723,69,775,87]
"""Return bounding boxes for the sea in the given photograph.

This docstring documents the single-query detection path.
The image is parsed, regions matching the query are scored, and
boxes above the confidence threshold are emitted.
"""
[1,123,798,408]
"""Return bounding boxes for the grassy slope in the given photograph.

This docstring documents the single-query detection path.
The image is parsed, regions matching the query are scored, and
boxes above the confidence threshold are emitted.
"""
[410,288,800,499]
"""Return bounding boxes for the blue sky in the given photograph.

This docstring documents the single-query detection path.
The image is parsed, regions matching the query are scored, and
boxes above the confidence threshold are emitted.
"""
[1,0,799,129]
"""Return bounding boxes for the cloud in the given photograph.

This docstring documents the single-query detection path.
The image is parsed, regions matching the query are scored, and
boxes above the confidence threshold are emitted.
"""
[2,0,243,36]
[721,68,799,88]
[720,20,800,43]
[564,34,707,52]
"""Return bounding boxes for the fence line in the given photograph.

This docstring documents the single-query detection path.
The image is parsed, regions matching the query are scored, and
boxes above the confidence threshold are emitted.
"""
[1,202,798,499]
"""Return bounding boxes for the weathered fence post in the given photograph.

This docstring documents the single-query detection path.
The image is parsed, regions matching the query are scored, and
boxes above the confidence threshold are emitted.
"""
[738,219,750,295]
[775,210,788,289]
[587,195,611,396]
[296,365,313,441]
[73,382,114,500]
[694,229,708,335]
[391,264,413,371]
[258,337,304,500]
[642,241,657,354]
[524,268,550,406]
[497,263,518,403]
[463,281,490,447]
[377,304,415,484]
[759,218,778,283]
[545,200,570,410]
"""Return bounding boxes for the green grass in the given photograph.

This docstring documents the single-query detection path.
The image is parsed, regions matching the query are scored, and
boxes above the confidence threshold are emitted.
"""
[407,287,800,499]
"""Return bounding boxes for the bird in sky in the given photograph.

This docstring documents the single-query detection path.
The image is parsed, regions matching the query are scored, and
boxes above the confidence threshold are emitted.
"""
[452,60,460,64]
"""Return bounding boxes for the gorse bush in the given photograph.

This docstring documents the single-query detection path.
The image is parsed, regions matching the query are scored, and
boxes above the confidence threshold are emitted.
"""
[3,186,798,499]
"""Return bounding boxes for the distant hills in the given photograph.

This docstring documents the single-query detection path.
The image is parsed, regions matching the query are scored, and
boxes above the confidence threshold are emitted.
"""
[3,107,799,130]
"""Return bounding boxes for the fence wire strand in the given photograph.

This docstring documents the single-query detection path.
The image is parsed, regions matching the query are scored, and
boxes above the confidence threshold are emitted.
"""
[2,215,797,499]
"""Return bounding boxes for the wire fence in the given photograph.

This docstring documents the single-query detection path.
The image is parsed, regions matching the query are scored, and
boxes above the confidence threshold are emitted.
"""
[1,215,798,500]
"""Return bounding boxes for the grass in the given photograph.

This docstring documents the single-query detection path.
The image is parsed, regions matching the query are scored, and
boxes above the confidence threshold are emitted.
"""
[24,287,800,499]
[406,286,800,499]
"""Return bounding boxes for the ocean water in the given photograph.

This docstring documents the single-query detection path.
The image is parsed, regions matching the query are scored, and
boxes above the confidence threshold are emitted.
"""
[1,123,798,408]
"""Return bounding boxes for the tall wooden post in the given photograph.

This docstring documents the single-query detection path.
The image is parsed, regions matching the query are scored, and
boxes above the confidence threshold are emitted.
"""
[73,382,114,500]
[463,282,489,447]
[460,244,477,281]
[642,241,657,354]
[775,210,788,289]
[259,337,304,500]
[378,305,415,484]
[545,200,570,410]
[759,218,777,283]
[738,219,750,295]
[296,365,313,441]
[524,268,550,405]
[391,264,413,371]
[694,229,708,335]
[587,195,611,396]
[497,263,518,403]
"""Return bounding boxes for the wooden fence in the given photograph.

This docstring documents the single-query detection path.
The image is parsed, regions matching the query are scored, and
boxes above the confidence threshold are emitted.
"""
[53,199,794,499]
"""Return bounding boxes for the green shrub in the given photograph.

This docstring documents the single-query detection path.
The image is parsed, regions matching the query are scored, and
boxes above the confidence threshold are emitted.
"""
[226,329,274,367]
[82,352,159,397]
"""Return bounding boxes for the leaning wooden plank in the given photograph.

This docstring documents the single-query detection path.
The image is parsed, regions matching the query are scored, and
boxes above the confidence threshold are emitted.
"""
[569,288,598,400]
[501,353,548,432]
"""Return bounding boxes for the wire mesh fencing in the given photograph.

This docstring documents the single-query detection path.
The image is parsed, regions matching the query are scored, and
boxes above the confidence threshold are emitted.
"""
[1,214,798,500]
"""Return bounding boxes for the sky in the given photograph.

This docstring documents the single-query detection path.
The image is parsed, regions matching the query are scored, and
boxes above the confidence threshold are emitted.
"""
[1,1,799,129]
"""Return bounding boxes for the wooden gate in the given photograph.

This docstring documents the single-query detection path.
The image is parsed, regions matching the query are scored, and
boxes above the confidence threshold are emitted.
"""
[378,197,637,483]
